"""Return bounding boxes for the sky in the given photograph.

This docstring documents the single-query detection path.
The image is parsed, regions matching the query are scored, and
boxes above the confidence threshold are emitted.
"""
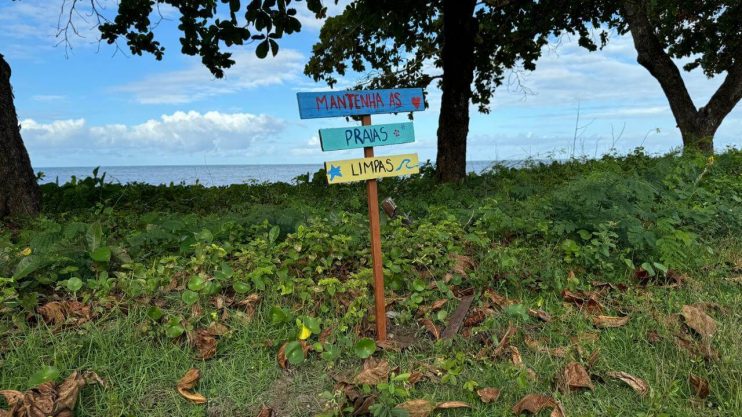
[1,0,739,168]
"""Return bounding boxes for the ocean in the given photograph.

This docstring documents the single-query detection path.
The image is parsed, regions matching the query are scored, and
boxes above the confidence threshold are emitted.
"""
[35,161,513,187]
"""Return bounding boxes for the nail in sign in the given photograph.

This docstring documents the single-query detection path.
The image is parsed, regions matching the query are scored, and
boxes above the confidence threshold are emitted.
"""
[297,88,425,119]
[325,153,420,184]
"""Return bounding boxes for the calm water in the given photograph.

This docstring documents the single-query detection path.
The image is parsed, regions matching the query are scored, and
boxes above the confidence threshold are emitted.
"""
[35,161,517,187]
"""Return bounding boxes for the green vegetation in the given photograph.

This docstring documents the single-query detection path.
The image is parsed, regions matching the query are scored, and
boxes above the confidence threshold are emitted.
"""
[1,149,741,416]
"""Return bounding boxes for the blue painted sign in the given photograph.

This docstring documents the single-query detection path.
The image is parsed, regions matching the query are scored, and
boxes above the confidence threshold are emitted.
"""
[319,122,415,151]
[297,88,425,119]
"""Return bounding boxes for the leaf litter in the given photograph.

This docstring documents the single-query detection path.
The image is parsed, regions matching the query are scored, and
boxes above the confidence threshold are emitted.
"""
[0,370,104,417]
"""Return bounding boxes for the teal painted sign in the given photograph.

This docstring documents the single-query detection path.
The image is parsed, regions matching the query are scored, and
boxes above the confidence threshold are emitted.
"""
[296,88,424,119]
[319,122,415,151]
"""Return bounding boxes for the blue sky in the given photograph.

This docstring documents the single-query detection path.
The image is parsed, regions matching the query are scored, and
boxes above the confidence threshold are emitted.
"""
[1,0,739,168]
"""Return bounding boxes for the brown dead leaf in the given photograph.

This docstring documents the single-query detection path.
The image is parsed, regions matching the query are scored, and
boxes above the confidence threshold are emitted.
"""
[674,335,718,361]
[354,359,390,385]
[194,329,217,360]
[38,301,65,326]
[430,299,448,311]
[256,405,273,417]
[688,374,709,399]
[436,401,470,409]
[276,342,288,369]
[510,346,523,366]
[561,289,603,314]
[606,371,649,396]
[0,371,103,417]
[396,399,435,417]
[206,322,230,337]
[512,394,565,417]
[484,289,513,309]
[419,318,440,340]
[558,362,594,393]
[452,254,475,275]
[592,315,629,328]
[56,371,87,411]
[527,308,552,322]
[476,387,501,403]
[177,368,207,404]
[464,308,492,327]
[680,305,717,340]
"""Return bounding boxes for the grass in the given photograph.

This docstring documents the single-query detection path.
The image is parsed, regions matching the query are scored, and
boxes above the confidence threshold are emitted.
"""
[1,150,741,416]
[2,239,739,417]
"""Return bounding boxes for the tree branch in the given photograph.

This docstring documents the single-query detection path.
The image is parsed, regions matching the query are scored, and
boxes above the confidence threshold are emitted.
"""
[700,61,742,125]
[620,0,698,127]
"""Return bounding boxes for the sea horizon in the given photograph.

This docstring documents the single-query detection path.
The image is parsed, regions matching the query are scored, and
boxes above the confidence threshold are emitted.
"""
[35,160,531,187]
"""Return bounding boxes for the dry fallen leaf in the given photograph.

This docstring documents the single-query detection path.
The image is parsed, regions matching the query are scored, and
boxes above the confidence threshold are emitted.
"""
[430,299,448,311]
[688,374,709,399]
[256,405,273,417]
[562,289,603,314]
[476,387,501,403]
[194,329,217,360]
[463,308,492,327]
[0,391,23,408]
[592,315,629,328]
[512,394,565,417]
[0,371,103,417]
[510,346,523,366]
[527,308,552,322]
[177,368,207,404]
[452,254,475,275]
[276,343,288,369]
[606,371,649,396]
[436,401,470,409]
[419,318,441,340]
[354,359,390,385]
[396,399,436,417]
[558,362,594,393]
[680,305,717,340]
[485,289,513,309]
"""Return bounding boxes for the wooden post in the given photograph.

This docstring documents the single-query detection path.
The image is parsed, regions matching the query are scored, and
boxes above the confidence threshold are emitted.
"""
[362,114,387,341]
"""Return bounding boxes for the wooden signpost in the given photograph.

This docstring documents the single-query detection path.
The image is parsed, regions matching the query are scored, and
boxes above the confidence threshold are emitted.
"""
[298,88,425,341]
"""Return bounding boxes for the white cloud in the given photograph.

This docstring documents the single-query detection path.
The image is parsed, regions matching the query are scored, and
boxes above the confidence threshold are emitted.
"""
[114,50,306,104]
[22,111,286,161]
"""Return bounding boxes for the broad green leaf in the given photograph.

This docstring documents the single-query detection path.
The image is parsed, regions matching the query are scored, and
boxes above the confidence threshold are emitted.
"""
[269,225,280,243]
[256,40,270,58]
[284,341,305,365]
[86,222,104,251]
[64,277,83,292]
[28,366,60,387]
[187,275,207,292]
[181,290,199,305]
[233,281,251,294]
[165,323,185,338]
[353,338,376,359]
[147,306,163,321]
[271,306,289,324]
[90,246,112,263]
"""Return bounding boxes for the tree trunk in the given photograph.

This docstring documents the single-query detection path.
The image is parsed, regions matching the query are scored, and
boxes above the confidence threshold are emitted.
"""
[0,53,41,219]
[435,0,477,183]
[621,0,742,153]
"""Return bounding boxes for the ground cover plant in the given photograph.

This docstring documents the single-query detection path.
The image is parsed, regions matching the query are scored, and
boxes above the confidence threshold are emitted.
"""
[0,149,740,416]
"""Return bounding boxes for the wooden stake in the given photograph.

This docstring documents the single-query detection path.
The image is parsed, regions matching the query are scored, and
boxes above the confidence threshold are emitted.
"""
[362,114,387,341]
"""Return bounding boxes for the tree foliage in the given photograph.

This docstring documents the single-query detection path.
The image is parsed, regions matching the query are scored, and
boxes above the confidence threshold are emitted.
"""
[95,0,327,77]
[607,0,740,77]
[305,0,607,113]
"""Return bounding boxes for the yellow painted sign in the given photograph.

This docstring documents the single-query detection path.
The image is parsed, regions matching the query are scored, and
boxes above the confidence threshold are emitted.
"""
[325,153,419,184]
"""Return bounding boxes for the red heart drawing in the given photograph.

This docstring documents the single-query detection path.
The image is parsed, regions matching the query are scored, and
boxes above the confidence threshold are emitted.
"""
[411,96,421,109]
